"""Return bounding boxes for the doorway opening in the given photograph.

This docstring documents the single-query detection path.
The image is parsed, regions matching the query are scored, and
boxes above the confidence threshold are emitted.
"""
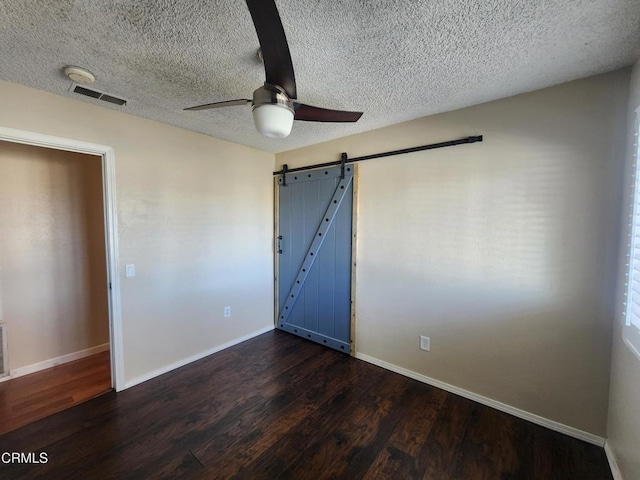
[0,126,123,433]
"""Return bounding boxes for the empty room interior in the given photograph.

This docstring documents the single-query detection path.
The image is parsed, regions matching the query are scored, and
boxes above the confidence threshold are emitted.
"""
[0,1,639,479]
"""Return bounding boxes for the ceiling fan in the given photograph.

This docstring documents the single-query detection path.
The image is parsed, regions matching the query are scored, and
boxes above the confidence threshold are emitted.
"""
[184,0,363,139]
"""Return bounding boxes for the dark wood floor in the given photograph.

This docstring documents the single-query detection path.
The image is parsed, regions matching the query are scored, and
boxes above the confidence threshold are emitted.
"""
[0,331,612,480]
[0,351,112,435]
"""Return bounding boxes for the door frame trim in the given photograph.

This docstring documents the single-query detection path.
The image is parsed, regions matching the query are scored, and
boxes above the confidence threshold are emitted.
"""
[0,126,125,392]
[350,164,359,355]
[273,175,280,330]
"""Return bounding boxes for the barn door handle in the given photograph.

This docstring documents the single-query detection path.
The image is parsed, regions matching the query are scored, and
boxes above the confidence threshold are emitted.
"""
[277,235,283,254]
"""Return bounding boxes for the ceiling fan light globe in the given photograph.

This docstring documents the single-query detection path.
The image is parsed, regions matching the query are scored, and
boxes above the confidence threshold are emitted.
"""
[253,103,294,138]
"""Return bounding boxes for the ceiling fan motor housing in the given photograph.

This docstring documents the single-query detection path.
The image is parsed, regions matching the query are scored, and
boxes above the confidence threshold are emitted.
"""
[252,83,294,112]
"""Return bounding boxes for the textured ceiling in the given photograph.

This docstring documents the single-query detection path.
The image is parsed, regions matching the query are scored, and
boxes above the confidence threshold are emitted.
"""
[1,0,639,153]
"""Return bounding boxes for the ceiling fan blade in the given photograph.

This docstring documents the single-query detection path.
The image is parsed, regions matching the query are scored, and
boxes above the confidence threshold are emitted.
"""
[184,99,251,111]
[245,0,297,99]
[293,103,363,123]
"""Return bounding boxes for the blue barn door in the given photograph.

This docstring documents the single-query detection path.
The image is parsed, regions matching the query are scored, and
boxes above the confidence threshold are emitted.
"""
[277,165,353,353]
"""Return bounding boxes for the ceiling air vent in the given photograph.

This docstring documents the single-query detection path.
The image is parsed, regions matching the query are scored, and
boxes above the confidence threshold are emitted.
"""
[72,85,127,106]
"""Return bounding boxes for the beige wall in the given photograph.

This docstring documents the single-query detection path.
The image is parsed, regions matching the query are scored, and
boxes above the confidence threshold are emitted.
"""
[278,69,630,436]
[608,58,640,479]
[0,142,109,369]
[0,80,275,384]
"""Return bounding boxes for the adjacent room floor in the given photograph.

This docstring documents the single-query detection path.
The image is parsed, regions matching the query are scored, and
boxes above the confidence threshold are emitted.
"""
[0,331,612,479]
[0,351,111,436]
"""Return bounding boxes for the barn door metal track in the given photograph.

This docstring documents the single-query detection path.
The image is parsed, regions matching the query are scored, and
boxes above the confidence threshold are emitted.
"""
[277,173,353,334]
[274,135,483,182]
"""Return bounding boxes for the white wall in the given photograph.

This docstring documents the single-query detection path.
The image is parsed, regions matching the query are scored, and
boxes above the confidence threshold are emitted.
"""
[278,69,630,437]
[0,143,109,370]
[0,80,275,385]
[608,58,640,480]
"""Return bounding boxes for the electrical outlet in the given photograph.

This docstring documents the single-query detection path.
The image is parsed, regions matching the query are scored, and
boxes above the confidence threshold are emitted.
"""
[420,336,430,351]
[224,306,231,318]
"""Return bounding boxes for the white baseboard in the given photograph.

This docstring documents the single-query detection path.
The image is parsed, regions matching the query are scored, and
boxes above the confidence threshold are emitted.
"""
[123,325,275,390]
[605,441,624,480]
[0,343,110,382]
[354,352,606,447]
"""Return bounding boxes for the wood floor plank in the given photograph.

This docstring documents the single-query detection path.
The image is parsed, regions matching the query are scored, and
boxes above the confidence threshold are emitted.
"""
[229,360,382,480]
[0,330,298,454]
[362,384,447,479]
[0,331,614,480]
[329,379,420,480]
[201,349,368,478]
[416,393,478,479]
[117,346,344,480]
[450,403,519,480]
[274,372,412,480]
[532,427,613,480]
[0,351,111,435]
[194,350,348,465]
[58,335,325,479]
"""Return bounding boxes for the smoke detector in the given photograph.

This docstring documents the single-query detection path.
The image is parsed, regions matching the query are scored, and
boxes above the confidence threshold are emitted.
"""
[63,66,95,84]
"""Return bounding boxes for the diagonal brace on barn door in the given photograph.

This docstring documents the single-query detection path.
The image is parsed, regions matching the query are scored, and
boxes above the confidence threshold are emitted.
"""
[278,173,353,326]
